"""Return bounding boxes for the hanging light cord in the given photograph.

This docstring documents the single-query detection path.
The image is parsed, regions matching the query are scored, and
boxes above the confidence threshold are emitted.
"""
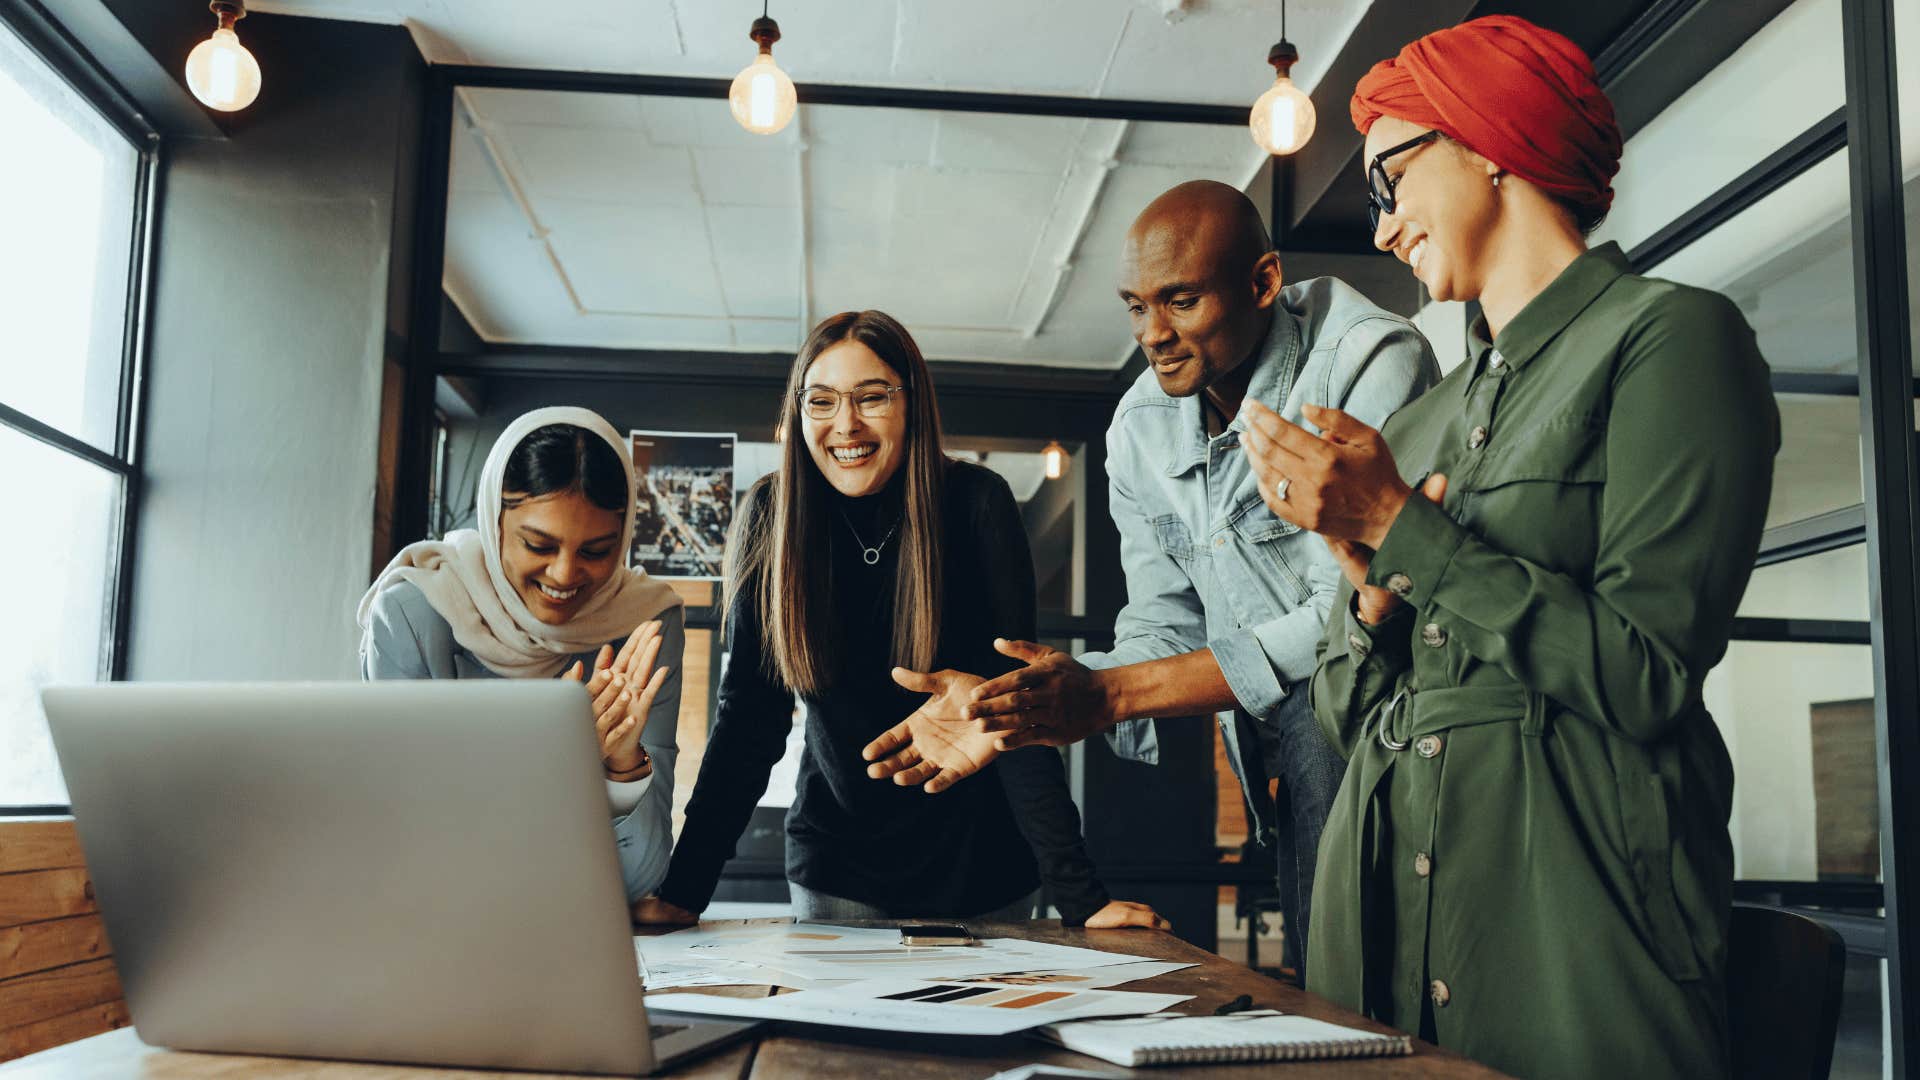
[1281,0,1288,42]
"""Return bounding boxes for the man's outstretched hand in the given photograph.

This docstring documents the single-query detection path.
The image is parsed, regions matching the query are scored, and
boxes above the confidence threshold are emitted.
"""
[968,639,1118,751]
[862,668,1000,794]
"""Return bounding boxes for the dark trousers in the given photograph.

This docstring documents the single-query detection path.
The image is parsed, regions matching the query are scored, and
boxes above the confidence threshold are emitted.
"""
[1231,700,1343,978]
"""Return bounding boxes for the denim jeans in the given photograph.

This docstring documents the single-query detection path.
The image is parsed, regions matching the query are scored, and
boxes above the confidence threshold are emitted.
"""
[788,882,1040,923]
[1232,698,1344,980]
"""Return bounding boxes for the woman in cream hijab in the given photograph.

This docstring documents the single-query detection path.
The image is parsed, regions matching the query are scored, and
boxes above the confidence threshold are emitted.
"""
[358,406,683,907]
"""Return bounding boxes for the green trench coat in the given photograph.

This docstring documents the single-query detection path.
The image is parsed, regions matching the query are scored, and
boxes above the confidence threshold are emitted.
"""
[1305,244,1780,1080]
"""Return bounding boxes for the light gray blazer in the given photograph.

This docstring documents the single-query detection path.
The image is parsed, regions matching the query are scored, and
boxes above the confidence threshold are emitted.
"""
[361,580,681,901]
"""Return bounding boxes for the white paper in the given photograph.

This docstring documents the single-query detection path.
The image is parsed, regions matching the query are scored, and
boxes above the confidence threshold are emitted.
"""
[696,933,1161,984]
[985,1067,1126,1080]
[645,978,1191,1037]
[949,959,1195,990]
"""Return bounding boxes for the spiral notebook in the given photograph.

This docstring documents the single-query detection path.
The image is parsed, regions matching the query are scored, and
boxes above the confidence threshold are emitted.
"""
[1036,1010,1412,1066]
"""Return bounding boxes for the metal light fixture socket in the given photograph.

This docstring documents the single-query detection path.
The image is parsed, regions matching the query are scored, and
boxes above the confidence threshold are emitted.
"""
[729,14,797,135]
[1249,37,1316,156]
[185,0,262,113]
[1042,440,1070,481]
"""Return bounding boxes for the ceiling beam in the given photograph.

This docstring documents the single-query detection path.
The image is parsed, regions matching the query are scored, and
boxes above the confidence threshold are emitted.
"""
[437,65,1246,126]
[442,346,1139,400]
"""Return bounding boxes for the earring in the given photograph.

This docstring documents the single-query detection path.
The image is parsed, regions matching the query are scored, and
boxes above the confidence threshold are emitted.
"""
[1492,173,1502,189]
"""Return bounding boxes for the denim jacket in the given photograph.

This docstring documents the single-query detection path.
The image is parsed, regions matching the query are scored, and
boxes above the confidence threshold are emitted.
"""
[1080,276,1438,836]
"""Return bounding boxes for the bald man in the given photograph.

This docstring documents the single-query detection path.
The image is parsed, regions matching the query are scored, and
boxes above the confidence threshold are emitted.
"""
[867,180,1438,977]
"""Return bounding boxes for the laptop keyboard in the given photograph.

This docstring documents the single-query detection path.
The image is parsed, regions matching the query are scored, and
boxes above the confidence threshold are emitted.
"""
[650,1023,690,1041]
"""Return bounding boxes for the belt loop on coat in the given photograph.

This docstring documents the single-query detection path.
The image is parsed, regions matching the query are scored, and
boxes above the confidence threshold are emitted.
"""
[1521,690,1551,738]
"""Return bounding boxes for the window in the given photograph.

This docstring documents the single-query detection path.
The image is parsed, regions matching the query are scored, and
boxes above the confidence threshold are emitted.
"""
[0,14,153,807]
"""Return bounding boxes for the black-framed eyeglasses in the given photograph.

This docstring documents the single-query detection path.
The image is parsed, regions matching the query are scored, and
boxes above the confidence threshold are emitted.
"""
[1366,130,1443,232]
[797,384,908,421]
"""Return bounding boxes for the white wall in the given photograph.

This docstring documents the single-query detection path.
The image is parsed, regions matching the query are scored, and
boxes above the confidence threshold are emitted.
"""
[128,19,422,681]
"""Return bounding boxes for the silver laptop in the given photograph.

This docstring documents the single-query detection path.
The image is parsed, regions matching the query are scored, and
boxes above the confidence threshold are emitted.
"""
[43,680,756,1076]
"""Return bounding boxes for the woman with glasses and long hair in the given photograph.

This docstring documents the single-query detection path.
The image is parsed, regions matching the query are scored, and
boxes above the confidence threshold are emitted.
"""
[631,310,1163,930]
[1236,16,1778,1078]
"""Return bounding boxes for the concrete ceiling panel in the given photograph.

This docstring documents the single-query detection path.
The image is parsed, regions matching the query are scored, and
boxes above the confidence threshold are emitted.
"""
[694,147,802,207]
[462,87,650,130]
[891,0,1129,95]
[507,125,699,207]
[930,112,1093,174]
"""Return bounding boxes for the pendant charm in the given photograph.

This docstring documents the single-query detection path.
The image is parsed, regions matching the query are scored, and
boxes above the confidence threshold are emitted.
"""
[863,547,881,566]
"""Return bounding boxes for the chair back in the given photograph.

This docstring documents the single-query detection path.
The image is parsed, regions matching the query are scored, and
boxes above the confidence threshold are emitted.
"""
[1726,904,1847,1080]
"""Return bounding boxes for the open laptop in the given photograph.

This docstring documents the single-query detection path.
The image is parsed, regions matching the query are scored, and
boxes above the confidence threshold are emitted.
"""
[43,680,756,1076]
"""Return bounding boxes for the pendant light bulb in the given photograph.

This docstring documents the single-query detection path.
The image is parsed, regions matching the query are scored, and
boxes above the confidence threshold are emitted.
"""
[186,1,261,113]
[729,15,797,135]
[1042,441,1069,481]
[1249,37,1314,156]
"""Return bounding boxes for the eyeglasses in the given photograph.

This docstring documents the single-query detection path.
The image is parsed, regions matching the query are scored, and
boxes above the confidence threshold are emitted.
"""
[797,384,908,421]
[1366,129,1443,232]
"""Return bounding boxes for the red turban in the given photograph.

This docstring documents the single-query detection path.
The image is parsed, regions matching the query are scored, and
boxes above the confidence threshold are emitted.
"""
[1350,15,1622,217]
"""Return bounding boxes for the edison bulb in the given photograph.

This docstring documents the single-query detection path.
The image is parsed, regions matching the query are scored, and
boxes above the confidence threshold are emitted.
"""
[185,28,261,112]
[1249,74,1315,156]
[729,52,796,135]
[1042,441,1069,481]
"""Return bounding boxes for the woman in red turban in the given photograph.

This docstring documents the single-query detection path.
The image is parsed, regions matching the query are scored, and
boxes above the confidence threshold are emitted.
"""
[1238,15,1778,1078]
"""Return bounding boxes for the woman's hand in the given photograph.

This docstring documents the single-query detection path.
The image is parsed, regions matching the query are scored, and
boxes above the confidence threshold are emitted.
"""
[1323,473,1449,626]
[566,621,671,779]
[862,668,999,793]
[1240,401,1411,549]
[1084,899,1173,931]
[631,896,697,926]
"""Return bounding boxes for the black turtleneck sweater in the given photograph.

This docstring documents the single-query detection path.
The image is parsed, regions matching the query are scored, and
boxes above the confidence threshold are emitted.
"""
[658,459,1111,922]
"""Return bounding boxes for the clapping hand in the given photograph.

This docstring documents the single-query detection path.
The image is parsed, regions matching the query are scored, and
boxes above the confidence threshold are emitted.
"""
[1240,401,1412,549]
[564,619,671,779]
[1322,473,1449,625]
[862,668,1001,794]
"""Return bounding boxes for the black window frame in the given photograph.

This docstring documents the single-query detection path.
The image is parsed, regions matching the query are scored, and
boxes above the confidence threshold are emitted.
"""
[0,0,164,814]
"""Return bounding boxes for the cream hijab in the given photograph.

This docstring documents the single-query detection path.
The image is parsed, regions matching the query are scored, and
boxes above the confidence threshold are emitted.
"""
[357,407,681,678]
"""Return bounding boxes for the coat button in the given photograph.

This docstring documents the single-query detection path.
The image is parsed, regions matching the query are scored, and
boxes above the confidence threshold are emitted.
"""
[1430,979,1451,1008]
[1421,622,1447,648]
[1385,573,1413,598]
[1414,852,1432,878]
[1467,425,1488,450]
[1415,734,1443,759]
[1488,350,1504,371]
[1347,633,1371,658]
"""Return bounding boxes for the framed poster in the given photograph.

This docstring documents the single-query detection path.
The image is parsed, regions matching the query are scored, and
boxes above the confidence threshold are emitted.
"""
[628,430,736,580]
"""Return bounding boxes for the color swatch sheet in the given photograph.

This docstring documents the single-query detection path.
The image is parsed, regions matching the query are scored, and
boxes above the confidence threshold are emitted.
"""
[646,977,1192,1036]
[637,922,1193,991]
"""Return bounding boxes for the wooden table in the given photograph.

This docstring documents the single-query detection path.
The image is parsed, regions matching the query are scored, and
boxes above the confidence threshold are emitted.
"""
[0,920,1511,1078]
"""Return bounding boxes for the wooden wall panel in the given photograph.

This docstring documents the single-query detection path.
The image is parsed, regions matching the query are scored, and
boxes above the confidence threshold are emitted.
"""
[0,820,129,1063]
[0,869,95,927]
[0,1000,129,1062]
[0,822,88,874]
[0,916,111,981]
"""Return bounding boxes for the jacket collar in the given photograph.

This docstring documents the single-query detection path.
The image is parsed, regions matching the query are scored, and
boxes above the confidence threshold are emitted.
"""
[1464,242,1630,394]
[1166,306,1302,477]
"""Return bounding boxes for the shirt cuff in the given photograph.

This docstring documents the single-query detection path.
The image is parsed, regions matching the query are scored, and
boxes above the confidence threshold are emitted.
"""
[1209,630,1288,720]
[1104,717,1160,764]
[1367,492,1469,611]
[605,773,653,817]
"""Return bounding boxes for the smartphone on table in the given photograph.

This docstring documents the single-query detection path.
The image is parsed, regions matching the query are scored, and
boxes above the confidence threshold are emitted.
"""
[899,923,976,946]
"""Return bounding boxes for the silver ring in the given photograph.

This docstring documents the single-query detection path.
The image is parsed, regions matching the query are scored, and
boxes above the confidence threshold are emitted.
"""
[1275,477,1291,502]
